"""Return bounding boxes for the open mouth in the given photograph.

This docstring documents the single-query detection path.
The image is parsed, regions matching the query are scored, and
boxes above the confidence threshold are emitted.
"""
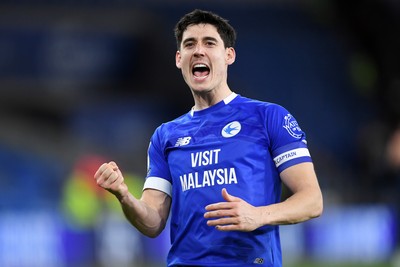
[192,63,210,78]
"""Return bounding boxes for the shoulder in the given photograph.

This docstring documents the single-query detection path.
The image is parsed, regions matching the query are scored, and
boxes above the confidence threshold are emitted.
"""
[232,94,289,115]
[156,112,190,133]
[150,111,191,145]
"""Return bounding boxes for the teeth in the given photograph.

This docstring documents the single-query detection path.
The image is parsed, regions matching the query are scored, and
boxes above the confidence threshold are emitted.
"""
[194,64,207,68]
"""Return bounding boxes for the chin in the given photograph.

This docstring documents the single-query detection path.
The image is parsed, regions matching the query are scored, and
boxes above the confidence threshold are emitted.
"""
[191,87,212,94]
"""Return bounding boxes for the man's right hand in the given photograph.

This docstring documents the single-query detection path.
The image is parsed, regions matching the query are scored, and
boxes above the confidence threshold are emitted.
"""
[94,161,129,200]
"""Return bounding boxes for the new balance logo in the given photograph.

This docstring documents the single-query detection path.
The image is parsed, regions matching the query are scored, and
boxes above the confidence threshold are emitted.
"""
[253,257,264,264]
[175,136,191,147]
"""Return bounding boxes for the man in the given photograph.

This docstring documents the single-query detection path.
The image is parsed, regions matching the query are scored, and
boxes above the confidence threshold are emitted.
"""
[94,9,323,267]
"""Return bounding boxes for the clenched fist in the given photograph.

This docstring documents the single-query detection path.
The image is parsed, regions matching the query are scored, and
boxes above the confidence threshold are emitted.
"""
[94,161,129,200]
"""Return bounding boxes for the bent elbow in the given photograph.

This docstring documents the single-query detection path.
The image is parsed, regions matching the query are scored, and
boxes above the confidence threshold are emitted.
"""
[145,231,162,239]
[141,227,164,238]
[140,219,168,238]
[311,194,324,219]
[311,205,323,219]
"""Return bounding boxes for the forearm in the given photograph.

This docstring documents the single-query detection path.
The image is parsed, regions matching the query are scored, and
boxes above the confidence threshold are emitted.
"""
[259,162,323,225]
[118,192,167,238]
[259,188,323,225]
[94,162,169,237]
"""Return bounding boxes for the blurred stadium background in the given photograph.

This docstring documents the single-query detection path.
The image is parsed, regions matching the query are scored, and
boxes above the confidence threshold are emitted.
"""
[0,0,399,266]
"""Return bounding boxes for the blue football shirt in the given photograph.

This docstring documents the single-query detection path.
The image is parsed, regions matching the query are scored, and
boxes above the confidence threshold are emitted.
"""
[144,93,311,267]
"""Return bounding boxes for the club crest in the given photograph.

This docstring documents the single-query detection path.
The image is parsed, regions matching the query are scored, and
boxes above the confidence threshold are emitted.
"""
[222,121,241,138]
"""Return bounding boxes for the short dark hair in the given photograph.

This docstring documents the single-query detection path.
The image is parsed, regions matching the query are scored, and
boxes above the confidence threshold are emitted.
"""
[174,9,237,50]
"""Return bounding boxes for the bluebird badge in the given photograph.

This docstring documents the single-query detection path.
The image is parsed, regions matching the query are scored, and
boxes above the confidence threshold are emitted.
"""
[221,121,241,138]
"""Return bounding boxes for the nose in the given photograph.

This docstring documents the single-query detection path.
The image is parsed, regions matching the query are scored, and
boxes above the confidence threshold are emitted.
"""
[193,44,205,56]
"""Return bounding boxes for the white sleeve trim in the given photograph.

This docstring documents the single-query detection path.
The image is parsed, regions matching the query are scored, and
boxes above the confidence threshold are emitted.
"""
[273,148,310,168]
[143,177,172,197]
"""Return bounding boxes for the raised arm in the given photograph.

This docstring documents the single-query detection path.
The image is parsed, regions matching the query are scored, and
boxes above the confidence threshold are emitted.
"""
[94,161,171,237]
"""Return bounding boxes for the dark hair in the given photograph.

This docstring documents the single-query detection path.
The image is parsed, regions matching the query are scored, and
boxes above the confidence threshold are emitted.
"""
[174,9,237,50]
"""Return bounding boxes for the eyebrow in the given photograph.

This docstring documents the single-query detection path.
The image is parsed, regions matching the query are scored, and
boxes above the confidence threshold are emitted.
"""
[182,36,219,46]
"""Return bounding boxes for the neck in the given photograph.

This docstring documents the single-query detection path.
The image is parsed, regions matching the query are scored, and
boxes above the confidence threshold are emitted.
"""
[192,87,232,111]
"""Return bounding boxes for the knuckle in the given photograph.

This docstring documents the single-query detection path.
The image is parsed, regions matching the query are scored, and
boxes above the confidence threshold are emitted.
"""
[231,210,239,217]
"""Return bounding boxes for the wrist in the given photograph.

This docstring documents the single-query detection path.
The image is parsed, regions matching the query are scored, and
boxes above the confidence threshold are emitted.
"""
[114,185,130,203]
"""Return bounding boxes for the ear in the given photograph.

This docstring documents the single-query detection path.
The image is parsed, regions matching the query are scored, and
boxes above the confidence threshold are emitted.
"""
[176,50,182,69]
[226,47,236,65]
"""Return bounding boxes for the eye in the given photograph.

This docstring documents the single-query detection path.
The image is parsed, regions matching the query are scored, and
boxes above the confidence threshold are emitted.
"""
[184,42,195,48]
[205,41,216,47]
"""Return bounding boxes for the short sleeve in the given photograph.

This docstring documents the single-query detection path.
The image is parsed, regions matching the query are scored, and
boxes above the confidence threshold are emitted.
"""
[143,126,172,196]
[266,105,312,173]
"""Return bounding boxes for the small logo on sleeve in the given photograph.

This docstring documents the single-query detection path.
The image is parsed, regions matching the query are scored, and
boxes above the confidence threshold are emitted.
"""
[283,114,302,139]
[222,121,241,138]
[253,257,264,264]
